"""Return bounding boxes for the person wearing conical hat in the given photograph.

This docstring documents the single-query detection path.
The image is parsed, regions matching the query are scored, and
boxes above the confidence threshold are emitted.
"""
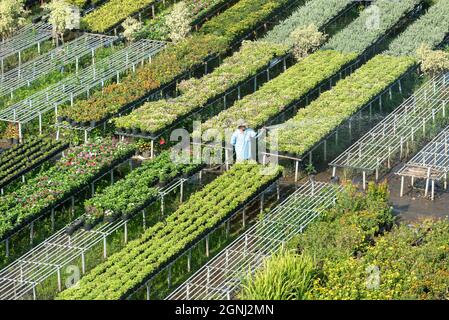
[230,119,265,161]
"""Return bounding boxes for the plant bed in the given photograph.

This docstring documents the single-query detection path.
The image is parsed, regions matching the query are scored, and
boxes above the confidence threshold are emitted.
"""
[0,139,136,242]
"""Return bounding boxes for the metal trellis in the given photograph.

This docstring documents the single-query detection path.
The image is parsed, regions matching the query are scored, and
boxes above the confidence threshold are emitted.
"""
[167,181,340,300]
[0,33,118,98]
[330,73,449,185]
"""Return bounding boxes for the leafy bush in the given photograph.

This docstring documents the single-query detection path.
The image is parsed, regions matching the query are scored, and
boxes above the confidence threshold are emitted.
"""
[290,24,327,60]
[165,1,191,43]
[0,139,135,240]
[122,17,143,42]
[417,44,449,78]
[0,0,28,41]
[240,250,316,300]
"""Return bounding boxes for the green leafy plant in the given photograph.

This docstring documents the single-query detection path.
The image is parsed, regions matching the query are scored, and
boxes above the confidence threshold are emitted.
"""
[0,0,28,41]
[290,24,327,61]
[240,250,316,300]
[417,44,449,78]
[122,17,143,43]
[165,1,191,43]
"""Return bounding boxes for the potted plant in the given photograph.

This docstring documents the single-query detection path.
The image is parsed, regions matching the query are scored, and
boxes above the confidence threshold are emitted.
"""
[83,214,98,231]
[104,209,118,223]
[65,218,84,236]
[305,163,317,182]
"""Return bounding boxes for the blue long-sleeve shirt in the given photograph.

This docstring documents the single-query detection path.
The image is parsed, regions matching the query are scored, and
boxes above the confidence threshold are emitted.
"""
[230,129,262,161]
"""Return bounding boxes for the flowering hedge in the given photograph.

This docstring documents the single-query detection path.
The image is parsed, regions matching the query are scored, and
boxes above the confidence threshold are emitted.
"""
[60,0,292,123]
[385,0,449,57]
[243,182,449,299]
[263,0,353,46]
[0,139,135,240]
[276,55,416,156]
[112,41,289,135]
[200,50,357,132]
[323,0,422,54]
[58,163,282,300]
[240,183,394,300]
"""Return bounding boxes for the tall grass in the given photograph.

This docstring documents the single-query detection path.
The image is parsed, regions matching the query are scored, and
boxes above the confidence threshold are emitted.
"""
[239,250,316,300]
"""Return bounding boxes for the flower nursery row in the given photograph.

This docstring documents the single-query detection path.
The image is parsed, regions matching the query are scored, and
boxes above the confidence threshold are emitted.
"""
[276,54,415,156]
[385,0,449,57]
[323,0,423,54]
[58,163,283,300]
[83,151,202,224]
[0,138,69,190]
[112,0,356,136]
[263,0,353,47]
[112,41,289,135]
[200,50,357,132]
[59,0,293,124]
[0,139,135,241]
[139,0,234,41]
[80,0,162,32]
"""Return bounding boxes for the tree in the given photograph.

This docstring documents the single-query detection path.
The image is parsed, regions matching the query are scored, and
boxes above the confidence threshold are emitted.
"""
[122,17,142,43]
[0,0,28,41]
[44,0,73,46]
[417,44,449,78]
[289,24,327,61]
[165,1,191,43]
